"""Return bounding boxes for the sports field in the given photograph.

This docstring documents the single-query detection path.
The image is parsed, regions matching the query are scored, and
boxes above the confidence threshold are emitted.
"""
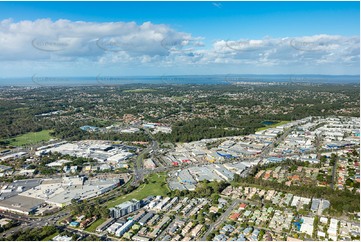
[2,130,53,146]
[106,172,170,208]
[123,89,157,93]
[256,120,290,131]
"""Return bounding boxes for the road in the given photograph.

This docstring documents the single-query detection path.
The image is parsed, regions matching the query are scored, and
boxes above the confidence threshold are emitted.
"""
[201,199,240,241]
[330,153,338,190]
[314,134,322,160]
[142,127,304,183]
[132,126,164,186]
[132,146,149,186]
[0,208,71,238]
[261,126,296,159]
[64,225,116,241]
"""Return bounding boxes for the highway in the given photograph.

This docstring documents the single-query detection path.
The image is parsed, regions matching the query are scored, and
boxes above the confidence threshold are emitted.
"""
[131,126,164,186]
[132,146,148,186]
[0,209,70,238]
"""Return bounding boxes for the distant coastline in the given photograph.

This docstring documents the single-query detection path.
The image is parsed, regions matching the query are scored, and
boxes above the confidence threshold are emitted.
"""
[0,74,359,87]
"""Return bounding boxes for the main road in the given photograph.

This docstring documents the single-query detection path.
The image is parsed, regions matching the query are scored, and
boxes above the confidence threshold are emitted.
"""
[132,126,162,186]
[261,126,296,159]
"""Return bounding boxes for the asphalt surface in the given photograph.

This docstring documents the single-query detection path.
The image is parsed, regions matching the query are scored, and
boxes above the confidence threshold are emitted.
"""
[261,127,296,159]
[132,127,162,186]
[330,154,338,190]
[0,209,70,239]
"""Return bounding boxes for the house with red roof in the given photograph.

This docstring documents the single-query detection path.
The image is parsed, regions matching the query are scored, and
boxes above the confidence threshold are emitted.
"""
[239,203,247,210]
[229,213,241,221]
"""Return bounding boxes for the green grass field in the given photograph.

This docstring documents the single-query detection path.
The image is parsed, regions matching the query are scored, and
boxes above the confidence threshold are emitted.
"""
[106,172,170,208]
[42,231,59,241]
[123,89,157,93]
[3,130,53,146]
[173,96,186,101]
[256,120,290,131]
[85,217,106,232]
[14,107,30,111]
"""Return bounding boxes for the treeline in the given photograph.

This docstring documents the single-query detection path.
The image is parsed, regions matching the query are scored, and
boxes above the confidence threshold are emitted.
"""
[4,226,58,241]
[0,220,19,233]
[0,108,51,140]
[233,176,360,216]
[0,83,359,144]
[0,93,63,139]
[248,159,313,176]
[167,179,230,202]
[154,117,261,142]
[30,152,100,175]
[51,121,151,142]
[70,199,109,219]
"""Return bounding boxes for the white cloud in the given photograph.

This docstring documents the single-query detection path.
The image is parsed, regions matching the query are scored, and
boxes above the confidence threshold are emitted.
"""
[0,18,198,61]
[211,35,359,67]
[0,18,359,75]
[212,3,223,9]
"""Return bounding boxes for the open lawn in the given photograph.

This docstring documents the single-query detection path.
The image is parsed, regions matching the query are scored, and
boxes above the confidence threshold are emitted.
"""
[85,217,106,232]
[256,120,290,131]
[106,172,170,208]
[173,96,186,101]
[123,89,157,93]
[42,231,59,241]
[2,130,53,146]
[14,107,30,111]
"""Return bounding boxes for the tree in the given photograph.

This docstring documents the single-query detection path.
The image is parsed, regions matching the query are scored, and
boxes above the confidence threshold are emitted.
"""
[206,232,215,241]
[233,174,242,183]
[258,230,265,240]
[209,212,218,222]
[352,149,359,157]
[211,194,220,205]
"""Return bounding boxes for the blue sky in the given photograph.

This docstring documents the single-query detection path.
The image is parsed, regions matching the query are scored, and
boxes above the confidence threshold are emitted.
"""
[0,1,359,77]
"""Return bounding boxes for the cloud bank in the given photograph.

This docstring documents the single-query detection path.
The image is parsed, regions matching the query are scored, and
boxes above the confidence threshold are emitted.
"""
[0,19,359,76]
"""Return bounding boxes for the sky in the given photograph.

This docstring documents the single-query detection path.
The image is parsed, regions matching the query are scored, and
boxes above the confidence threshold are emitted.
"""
[0,1,359,77]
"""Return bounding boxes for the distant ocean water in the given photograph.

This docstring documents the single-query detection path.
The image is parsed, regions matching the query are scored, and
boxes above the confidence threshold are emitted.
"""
[0,75,359,87]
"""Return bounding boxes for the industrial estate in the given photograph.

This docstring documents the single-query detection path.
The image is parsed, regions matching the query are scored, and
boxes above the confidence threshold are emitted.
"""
[0,1,360,241]
[0,90,359,241]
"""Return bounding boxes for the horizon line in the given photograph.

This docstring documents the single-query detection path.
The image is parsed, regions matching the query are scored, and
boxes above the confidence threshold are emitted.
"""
[1,74,360,79]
